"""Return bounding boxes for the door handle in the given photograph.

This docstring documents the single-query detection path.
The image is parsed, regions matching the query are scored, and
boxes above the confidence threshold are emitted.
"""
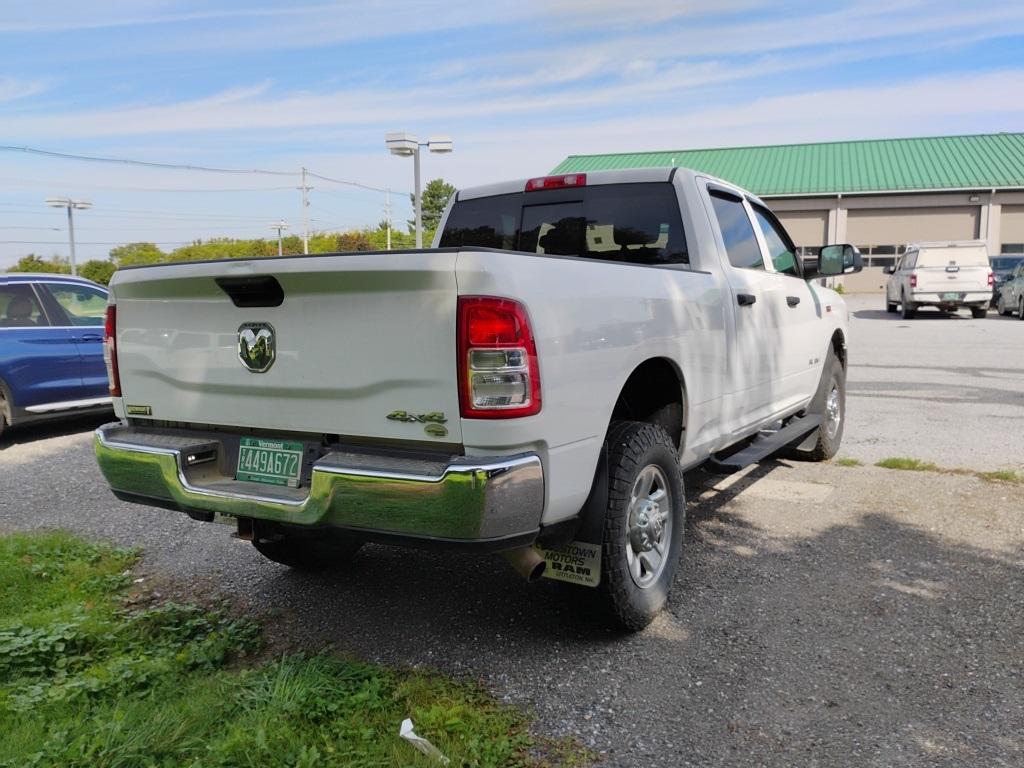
[736,293,756,306]
[786,296,801,307]
[78,334,103,343]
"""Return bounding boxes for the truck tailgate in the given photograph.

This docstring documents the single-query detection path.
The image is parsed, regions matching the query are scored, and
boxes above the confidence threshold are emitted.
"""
[110,251,462,444]
[914,265,990,294]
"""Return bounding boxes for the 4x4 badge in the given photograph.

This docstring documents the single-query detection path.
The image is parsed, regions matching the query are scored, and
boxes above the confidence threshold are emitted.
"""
[386,411,447,424]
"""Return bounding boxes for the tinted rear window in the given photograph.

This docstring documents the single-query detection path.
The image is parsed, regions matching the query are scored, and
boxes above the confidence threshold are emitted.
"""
[439,182,688,265]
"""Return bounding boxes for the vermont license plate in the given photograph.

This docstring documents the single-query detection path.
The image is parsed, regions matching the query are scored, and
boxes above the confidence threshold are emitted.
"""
[236,437,303,487]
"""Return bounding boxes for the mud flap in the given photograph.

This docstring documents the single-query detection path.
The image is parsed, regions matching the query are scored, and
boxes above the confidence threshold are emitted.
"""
[535,444,608,587]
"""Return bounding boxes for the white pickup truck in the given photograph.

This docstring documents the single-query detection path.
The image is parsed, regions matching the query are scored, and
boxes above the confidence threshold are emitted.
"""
[884,240,993,319]
[95,168,861,630]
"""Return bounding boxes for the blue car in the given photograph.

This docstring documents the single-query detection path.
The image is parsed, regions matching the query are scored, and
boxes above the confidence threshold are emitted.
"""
[0,273,112,438]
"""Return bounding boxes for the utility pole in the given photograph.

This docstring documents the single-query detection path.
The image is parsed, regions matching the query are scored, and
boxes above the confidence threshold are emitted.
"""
[413,149,422,249]
[384,188,392,251]
[45,197,91,276]
[298,167,312,255]
[269,221,289,257]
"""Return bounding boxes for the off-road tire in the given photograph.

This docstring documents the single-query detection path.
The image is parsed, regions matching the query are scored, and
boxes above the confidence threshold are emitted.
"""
[900,292,916,319]
[252,533,362,571]
[787,347,846,462]
[598,421,685,632]
[970,306,987,319]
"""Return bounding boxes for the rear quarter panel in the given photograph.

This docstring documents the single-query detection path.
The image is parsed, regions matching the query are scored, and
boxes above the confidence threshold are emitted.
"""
[455,249,725,522]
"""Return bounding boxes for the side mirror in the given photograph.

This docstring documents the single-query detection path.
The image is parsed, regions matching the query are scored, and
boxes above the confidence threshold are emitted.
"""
[883,265,896,275]
[819,244,862,275]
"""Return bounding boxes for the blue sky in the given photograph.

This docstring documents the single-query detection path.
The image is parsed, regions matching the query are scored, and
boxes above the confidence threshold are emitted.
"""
[2,0,1024,267]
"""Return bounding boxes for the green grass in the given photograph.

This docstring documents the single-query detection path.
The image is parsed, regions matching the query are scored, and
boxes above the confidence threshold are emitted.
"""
[874,457,940,472]
[978,469,1024,484]
[872,458,1023,484]
[0,532,584,768]
[834,457,863,467]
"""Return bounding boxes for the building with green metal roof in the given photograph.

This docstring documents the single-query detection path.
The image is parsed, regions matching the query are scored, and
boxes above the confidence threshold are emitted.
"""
[554,134,1024,292]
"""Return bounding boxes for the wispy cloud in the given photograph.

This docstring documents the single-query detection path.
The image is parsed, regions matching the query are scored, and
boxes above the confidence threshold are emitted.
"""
[0,76,46,102]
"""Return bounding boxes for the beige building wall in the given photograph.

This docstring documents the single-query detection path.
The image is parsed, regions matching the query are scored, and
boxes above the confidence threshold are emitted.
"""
[776,210,828,246]
[845,207,979,244]
[1002,205,1024,247]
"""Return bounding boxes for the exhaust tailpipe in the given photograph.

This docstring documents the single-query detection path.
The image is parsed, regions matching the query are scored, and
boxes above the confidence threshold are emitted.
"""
[502,546,547,583]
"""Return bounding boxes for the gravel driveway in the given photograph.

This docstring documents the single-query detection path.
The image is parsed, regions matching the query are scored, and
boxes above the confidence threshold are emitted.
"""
[2,299,1022,767]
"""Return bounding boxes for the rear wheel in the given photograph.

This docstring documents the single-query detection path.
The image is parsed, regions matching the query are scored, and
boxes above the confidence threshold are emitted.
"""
[997,295,1010,316]
[886,296,897,313]
[787,348,845,462]
[1019,297,1024,321]
[970,306,987,319]
[900,292,916,319]
[598,421,684,632]
[252,532,362,571]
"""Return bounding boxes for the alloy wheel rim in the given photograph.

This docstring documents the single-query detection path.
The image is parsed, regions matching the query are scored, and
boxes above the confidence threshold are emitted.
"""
[626,464,672,589]
[825,385,841,438]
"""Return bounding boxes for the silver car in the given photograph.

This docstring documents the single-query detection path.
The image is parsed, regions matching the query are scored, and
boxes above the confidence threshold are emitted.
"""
[996,262,1024,319]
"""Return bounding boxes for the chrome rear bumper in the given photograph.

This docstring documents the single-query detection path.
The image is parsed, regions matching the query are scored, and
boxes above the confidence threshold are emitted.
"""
[94,423,544,546]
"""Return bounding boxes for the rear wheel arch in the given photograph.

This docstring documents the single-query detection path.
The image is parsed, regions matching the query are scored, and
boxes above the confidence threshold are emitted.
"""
[609,357,687,453]
[0,376,12,427]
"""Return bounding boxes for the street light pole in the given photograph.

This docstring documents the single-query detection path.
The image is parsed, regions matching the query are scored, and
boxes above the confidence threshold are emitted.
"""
[270,221,289,257]
[45,197,91,276]
[385,132,453,250]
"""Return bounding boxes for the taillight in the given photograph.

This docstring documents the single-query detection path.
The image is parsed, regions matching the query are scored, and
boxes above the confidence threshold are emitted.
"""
[909,273,917,288]
[525,173,586,192]
[988,271,994,287]
[457,296,541,418]
[104,305,121,397]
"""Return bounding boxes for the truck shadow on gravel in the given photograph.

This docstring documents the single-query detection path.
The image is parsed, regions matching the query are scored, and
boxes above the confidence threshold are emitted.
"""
[251,462,1023,765]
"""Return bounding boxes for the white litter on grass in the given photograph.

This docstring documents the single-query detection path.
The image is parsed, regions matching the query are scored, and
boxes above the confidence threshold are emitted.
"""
[399,718,450,764]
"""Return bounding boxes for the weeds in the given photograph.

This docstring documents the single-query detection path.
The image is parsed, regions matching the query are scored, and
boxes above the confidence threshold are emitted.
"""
[875,457,940,472]
[834,457,862,467]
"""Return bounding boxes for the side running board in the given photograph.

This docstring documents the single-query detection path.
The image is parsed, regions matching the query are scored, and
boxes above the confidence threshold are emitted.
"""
[705,415,823,474]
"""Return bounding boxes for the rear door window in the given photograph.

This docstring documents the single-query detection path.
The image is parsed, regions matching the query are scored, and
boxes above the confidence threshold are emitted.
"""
[0,284,48,327]
[439,182,688,266]
[708,191,765,270]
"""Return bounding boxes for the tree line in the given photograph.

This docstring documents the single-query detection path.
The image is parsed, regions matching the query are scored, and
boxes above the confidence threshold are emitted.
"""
[5,179,456,285]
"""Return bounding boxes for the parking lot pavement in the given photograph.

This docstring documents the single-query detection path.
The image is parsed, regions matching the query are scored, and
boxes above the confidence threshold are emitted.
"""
[2,424,1022,767]
[842,294,1024,472]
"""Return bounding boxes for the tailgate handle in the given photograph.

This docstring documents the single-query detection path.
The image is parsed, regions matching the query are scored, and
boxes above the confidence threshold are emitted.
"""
[216,276,284,308]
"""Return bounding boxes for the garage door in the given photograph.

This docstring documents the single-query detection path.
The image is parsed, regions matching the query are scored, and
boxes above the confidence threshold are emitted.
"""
[777,211,828,246]
[1001,204,1024,250]
[847,207,979,247]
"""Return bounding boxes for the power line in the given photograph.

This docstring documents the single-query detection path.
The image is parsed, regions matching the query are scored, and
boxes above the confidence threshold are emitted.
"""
[0,145,411,195]
[0,145,296,176]
[0,176,297,193]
